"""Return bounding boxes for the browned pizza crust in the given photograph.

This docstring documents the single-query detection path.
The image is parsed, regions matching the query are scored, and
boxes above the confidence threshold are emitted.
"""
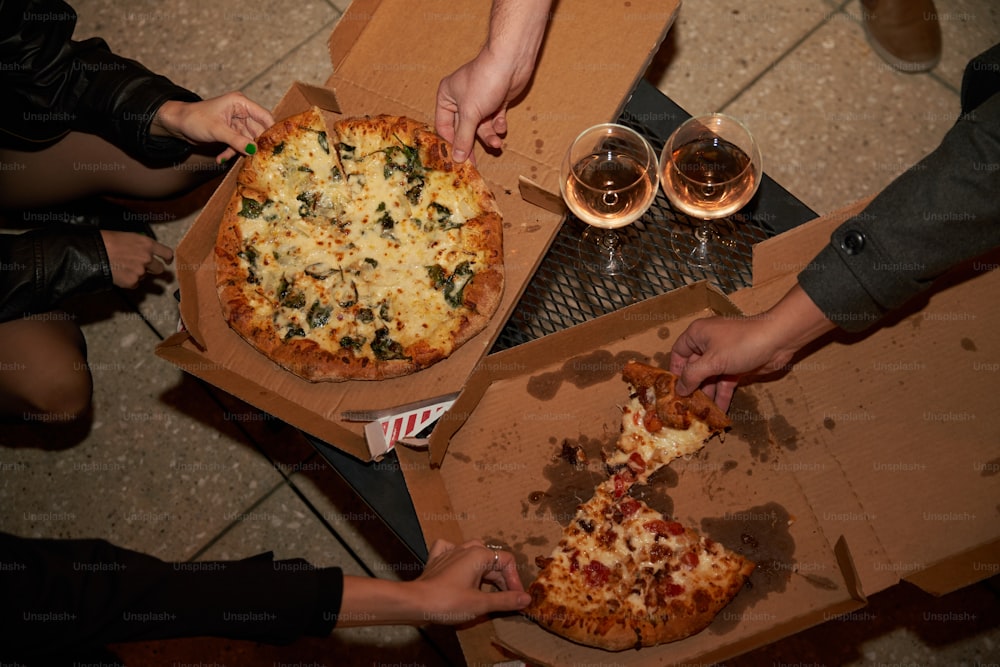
[622,360,730,434]
[522,364,753,651]
[525,557,755,652]
[214,108,504,382]
[522,482,754,651]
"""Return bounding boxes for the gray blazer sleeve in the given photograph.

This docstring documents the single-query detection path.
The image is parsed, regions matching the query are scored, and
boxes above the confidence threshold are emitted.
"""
[799,46,1000,332]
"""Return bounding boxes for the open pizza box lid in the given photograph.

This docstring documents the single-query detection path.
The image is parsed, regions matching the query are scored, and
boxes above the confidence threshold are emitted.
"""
[399,198,1000,665]
[155,0,678,461]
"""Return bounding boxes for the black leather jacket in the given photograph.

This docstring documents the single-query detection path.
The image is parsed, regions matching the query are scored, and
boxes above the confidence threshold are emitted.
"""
[0,0,200,322]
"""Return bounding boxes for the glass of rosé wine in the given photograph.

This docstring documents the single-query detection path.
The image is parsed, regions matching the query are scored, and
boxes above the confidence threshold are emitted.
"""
[560,123,659,275]
[660,113,762,269]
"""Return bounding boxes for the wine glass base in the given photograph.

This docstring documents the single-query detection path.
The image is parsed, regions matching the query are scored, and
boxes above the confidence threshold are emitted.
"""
[577,226,644,276]
[669,229,714,269]
[669,219,736,270]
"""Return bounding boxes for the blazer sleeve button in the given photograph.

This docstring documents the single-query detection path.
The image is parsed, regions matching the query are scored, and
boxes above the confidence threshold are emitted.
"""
[841,230,866,255]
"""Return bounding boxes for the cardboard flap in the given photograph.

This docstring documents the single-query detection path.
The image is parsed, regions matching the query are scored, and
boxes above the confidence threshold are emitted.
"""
[736,199,1000,598]
[428,282,741,466]
[156,330,371,459]
[749,197,872,289]
[326,0,677,194]
[518,175,566,216]
[175,165,243,347]
[902,539,1000,596]
[406,282,858,666]
[273,82,342,120]
[792,262,1000,596]
[327,0,382,74]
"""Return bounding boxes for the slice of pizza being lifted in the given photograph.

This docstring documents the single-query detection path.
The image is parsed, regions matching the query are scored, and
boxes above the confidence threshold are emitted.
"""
[522,478,755,651]
[605,360,730,485]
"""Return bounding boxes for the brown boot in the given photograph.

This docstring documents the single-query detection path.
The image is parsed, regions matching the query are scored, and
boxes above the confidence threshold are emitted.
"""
[860,0,942,72]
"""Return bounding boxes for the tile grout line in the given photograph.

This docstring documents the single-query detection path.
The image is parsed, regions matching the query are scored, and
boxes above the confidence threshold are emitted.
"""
[718,11,839,114]
[237,15,342,94]
[271,469,465,666]
[719,2,963,115]
[927,69,962,98]
[280,469,382,578]
[185,476,289,562]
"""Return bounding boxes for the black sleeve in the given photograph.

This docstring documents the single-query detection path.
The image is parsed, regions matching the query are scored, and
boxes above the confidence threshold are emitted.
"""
[0,226,113,323]
[798,47,1000,332]
[0,0,200,162]
[0,532,344,660]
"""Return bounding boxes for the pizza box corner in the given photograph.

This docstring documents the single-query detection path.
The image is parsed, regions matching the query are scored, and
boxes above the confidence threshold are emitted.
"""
[154,0,678,461]
[398,198,1000,665]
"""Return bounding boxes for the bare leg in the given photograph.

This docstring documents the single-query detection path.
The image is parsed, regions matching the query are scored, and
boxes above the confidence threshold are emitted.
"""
[0,133,221,420]
[0,315,92,421]
[0,131,223,210]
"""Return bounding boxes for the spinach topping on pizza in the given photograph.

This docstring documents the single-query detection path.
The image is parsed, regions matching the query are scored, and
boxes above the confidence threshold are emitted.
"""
[214,109,504,381]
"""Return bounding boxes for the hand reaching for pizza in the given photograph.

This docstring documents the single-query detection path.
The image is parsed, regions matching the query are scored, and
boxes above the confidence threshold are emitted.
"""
[414,539,531,624]
[99,231,174,289]
[151,92,275,164]
[435,51,522,165]
[335,539,530,628]
[669,284,837,411]
[434,0,551,164]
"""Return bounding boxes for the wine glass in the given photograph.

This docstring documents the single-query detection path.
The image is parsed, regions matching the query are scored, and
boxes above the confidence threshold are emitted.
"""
[659,113,763,269]
[560,123,659,275]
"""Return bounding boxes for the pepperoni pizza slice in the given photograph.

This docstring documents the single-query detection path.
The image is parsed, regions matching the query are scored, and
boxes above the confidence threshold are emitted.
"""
[605,360,730,484]
[523,478,754,651]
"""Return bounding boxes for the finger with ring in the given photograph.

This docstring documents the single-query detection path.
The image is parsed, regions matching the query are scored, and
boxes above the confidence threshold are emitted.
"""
[485,543,504,570]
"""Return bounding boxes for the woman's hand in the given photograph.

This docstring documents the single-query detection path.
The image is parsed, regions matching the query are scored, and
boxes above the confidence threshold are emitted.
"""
[151,92,275,163]
[413,539,530,625]
[336,539,530,628]
[99,231,174,289]
[434,0,551,163]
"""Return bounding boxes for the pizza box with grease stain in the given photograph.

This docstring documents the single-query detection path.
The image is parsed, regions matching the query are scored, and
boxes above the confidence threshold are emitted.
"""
[399,197,1000,665]
[154,0,678,460]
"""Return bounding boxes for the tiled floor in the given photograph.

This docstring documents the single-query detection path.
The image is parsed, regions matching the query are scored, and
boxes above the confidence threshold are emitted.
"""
[1,0,998,665]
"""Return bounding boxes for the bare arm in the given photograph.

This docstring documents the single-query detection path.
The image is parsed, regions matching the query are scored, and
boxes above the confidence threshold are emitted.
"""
[435,0,552,163]
[334,540,530,627]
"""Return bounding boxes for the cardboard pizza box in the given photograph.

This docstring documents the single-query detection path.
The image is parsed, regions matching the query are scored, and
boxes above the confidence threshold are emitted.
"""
[400,197,1000,664]
[155,0,679,460]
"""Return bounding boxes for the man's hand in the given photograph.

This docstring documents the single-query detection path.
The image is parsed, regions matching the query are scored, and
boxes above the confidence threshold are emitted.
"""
[434,0,552,163]
[151,92,275,164]
[436,51,532,165]
[99,231,174,289]
[669,284,837,410]
[669,316,785,412]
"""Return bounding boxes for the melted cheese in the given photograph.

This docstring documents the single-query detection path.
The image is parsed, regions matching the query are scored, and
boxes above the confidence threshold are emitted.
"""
[539,481,701,620]
[233,117,490,360]
[607,395,712,479]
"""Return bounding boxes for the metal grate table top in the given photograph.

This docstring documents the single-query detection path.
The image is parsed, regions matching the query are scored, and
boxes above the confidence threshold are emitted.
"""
[491,113,767,349]
[491,80,816,352]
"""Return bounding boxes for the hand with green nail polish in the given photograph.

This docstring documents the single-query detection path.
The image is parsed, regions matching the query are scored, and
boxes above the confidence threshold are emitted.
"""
[151,91,274,164]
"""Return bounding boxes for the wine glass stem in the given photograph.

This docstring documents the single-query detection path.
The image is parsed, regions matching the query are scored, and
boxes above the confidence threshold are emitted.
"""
[693,220,713,262]
[597,228,620,251]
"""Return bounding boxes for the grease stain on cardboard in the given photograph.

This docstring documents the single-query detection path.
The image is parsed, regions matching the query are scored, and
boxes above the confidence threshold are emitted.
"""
[526,350,649,400]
